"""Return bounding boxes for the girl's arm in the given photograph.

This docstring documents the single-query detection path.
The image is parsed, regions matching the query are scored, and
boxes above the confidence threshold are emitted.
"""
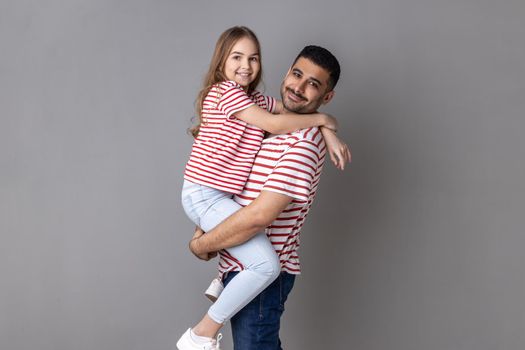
[320,127,352,170]
[233,104,338,135]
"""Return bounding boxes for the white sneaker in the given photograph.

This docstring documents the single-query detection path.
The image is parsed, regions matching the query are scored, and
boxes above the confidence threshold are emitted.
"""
[176,328,222,350]
[204,278,224,302]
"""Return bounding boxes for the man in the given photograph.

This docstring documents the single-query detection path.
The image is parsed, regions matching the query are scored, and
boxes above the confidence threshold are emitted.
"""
[189,45,349,349]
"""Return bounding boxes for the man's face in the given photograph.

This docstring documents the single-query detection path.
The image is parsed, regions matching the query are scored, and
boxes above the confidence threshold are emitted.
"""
[280,57,334,114]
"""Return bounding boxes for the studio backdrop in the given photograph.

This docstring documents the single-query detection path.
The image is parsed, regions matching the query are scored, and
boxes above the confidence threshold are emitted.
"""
[1,0,524,349]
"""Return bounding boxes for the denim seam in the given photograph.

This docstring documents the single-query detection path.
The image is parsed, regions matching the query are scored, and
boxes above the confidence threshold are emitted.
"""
[279,273,283,307]
[259,291,264,320]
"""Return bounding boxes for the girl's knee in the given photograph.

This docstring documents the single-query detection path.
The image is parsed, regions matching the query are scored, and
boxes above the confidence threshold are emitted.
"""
[256,253,281,281]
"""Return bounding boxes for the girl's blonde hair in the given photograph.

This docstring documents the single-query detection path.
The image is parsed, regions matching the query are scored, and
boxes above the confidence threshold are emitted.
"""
[190,26,263,137]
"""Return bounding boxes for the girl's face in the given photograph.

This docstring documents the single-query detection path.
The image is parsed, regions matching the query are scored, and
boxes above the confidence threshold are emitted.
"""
[223,37,260,88]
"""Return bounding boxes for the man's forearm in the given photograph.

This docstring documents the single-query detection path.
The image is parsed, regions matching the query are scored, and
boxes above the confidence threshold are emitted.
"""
[192,205,264,254]
[191,191,293,254]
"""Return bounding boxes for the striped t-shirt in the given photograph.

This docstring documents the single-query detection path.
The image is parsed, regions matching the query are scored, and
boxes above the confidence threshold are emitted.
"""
[218,127,326,275]
[184,81,276,194]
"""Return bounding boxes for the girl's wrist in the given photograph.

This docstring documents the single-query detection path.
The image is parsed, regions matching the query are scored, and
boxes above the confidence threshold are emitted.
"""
[321,125,336,133]
[320,114,329,126]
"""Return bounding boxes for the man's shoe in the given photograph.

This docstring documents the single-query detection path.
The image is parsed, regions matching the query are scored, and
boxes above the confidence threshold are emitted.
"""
[204,278,224,302]
[176,328,222,349]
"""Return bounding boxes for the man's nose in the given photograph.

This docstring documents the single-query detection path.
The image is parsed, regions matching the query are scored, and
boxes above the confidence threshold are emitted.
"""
[294,80,307,94]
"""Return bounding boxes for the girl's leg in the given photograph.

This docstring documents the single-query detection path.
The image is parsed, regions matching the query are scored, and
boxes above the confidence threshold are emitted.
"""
[180,181,280,333]
[191,232,280,338]
[206,232,280,324]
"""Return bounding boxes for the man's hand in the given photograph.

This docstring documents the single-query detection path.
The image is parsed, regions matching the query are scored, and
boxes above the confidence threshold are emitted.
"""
[189,226,217,261]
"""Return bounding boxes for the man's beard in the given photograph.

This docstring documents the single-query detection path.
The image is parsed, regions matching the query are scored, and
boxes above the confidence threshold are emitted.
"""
[280,86,322,114]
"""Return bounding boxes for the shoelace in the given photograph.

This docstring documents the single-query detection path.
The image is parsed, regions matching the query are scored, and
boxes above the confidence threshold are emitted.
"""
[204,333,222,350]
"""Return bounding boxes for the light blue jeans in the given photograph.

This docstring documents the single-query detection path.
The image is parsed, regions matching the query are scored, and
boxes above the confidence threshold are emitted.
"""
[181,180,281,324]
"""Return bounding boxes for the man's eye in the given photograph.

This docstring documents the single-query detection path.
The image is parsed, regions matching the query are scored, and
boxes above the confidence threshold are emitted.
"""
[293,72,301,77]
[309,81,319,88]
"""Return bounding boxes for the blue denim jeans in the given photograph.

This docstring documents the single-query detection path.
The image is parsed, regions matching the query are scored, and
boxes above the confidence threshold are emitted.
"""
[224,271,296,350]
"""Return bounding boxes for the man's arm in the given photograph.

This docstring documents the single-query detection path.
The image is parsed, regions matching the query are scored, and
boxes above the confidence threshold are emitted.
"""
[190,190,293,256]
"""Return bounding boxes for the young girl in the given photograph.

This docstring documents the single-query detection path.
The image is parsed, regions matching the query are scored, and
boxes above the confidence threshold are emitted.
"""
[177,26,349,350]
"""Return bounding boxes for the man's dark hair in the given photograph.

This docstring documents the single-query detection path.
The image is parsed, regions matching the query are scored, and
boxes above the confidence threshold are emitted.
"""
[294,45,341,90]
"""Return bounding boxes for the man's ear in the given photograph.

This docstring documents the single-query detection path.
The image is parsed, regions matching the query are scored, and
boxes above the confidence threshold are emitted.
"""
[322,90,335,105]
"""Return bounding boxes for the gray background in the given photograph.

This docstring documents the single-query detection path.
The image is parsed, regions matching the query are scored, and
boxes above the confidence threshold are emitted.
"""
[1,0,524,349]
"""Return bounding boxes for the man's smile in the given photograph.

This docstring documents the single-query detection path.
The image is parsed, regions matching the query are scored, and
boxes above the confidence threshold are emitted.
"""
[285,88,307,103]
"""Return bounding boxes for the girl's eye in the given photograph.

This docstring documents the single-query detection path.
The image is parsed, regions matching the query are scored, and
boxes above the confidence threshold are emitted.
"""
[250,57,259,62]
[232,55,241,60]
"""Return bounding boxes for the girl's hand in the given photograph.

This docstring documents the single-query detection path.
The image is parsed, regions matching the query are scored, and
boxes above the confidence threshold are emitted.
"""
[320,127,351,170]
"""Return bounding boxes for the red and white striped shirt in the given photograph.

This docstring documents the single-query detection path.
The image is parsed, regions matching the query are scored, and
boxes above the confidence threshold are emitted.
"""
[184,81,276,194]
[218,127,326,275]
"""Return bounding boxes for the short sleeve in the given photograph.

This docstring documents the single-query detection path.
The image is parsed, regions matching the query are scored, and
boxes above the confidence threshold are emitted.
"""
[263,140,322,202]
[217,81,256,119]
[264,95,277,113]
[250,90,277,113]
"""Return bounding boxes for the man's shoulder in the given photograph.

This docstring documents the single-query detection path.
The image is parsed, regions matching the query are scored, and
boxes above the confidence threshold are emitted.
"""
[261,127,325,162]
[288,127,325,150]
[264,127,323,143]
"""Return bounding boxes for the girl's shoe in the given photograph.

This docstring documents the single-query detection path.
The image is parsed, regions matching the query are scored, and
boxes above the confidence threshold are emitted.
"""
[176,328,222,350]
[204,278,224,302]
